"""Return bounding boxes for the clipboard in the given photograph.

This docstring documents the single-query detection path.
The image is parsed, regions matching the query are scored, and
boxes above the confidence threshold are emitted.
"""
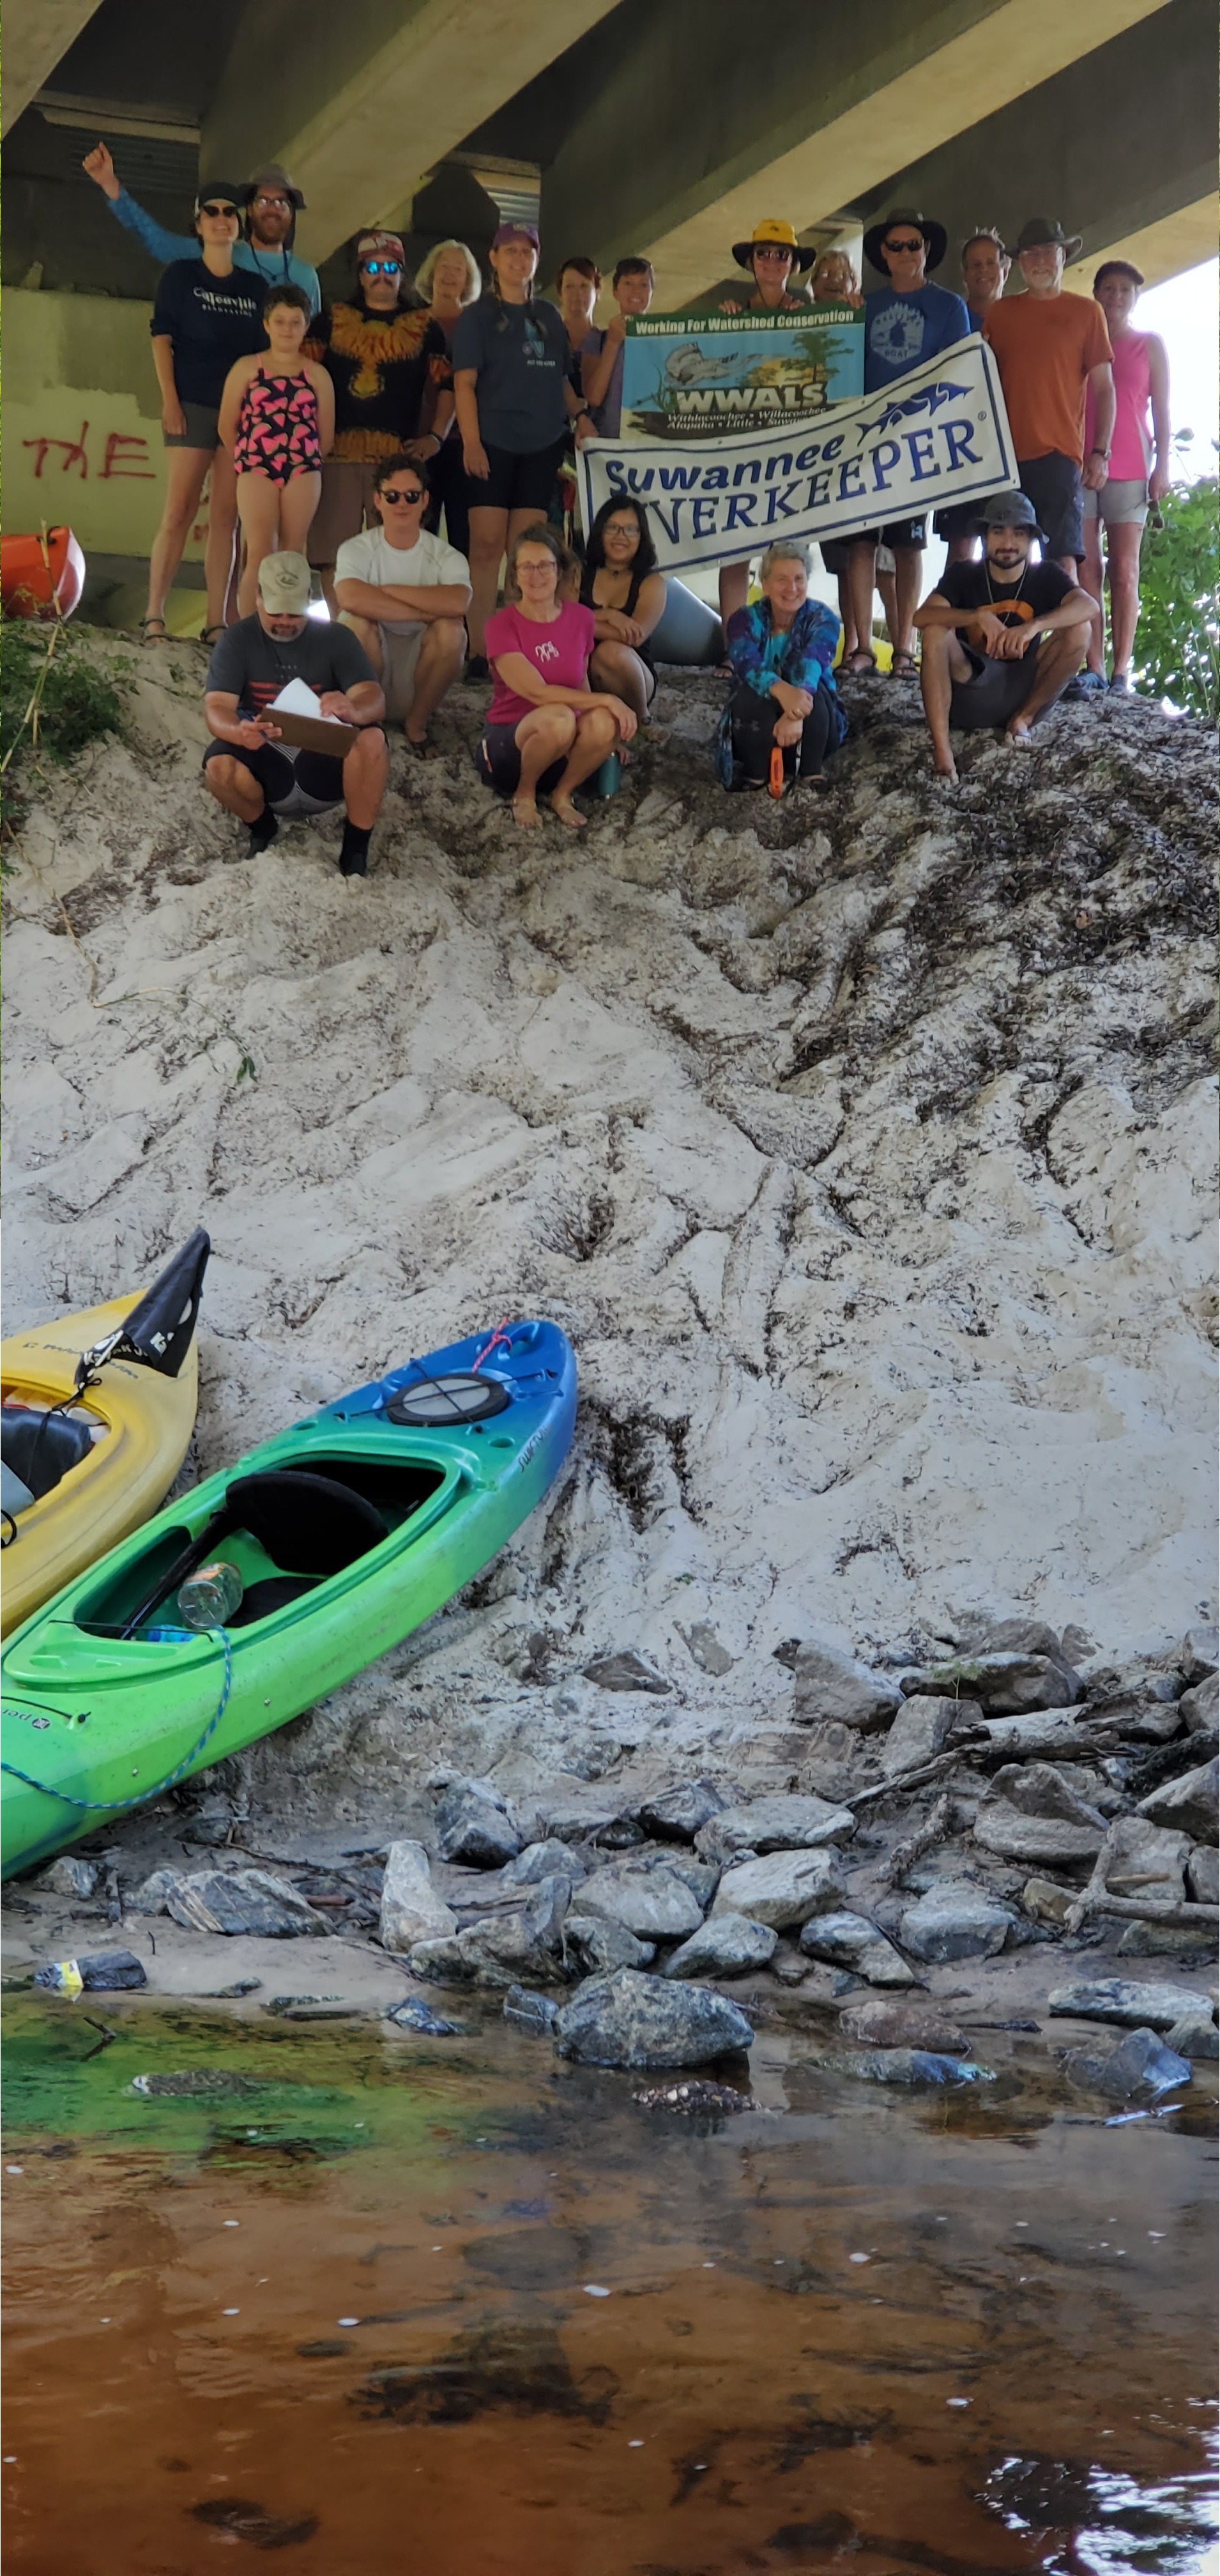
[269,710,358,758]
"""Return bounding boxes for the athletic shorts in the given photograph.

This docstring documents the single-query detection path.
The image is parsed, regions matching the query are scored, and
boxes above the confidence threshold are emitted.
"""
[820,539,852,574]
[164,402,221,450]
[466,437,568,516]
[202,735,345,816]
[308,459,381,567]
[848,518,927,551]
[933,498,979,543]
[1018,453,1084,560]
[948,642,1044,731]
[1081,475,1148,528]
[476,722,565,796]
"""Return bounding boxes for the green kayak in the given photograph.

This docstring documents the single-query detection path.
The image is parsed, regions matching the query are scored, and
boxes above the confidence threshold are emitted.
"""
[1,1319,576,1877]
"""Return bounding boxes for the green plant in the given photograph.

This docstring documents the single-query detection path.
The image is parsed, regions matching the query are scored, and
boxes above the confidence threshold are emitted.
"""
[1,619,125,834]
[1132,441,1219,724]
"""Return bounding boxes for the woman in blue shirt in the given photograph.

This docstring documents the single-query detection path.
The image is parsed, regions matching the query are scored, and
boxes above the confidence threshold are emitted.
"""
[717,542,846,790]
[144,188,264,643]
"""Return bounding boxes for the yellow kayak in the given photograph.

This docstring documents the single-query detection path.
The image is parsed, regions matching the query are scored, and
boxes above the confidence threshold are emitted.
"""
[1,1232,209,1636]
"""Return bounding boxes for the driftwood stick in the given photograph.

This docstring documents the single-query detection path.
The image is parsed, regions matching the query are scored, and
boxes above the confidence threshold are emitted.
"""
[848,1746,975,1811]
[1066,1893,1217,1930]
[880,1792,956,1887]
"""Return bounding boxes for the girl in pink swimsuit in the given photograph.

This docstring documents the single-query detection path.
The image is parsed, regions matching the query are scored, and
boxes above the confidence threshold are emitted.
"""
[220,283,335,613]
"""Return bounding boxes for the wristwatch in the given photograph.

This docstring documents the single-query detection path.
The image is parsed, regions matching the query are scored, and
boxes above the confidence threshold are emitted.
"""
[1088,445,1110,459]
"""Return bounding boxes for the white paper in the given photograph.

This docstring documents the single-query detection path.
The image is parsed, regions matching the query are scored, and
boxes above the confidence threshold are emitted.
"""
[270,678,346,725]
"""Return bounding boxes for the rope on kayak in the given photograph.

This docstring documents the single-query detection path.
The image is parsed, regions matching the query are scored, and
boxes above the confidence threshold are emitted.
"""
[471,1317,512,1373]
[1,1629,233,1814]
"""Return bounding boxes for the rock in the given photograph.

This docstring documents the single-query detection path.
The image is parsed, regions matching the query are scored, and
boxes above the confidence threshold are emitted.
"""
[132,2069,264,2100]
[501,1838,590,1889]
[385,1997,463,2035]
[798,1912,915,1986]
[771,1944,809,1986]
[975,1713,1090,1759]
[562,1915,655,1974]
[1085,1689,1183,1743]
[638,1782,724,1843]
[35,1855,99,1898]
[576,1859,704,1940]
[1138,1756,1218,1843]
[162,1869,326,1938]
[663,1917,777,1979]
[1062,2025,1192,2101]
[899,1882,1015,1963]
[583,1650,671,1695]
[1180,1672,1219,1735]
[1115,1921,1217,1957]
[553,1968,754,2069]
[436,1779,521,1868]
[632,2078,758,2114]
[128,1866,186,1915]
[653,1850,721,1909]
[380,1840,457,1954]
[537,1796,631,1845]
[1164,2011,1219,2061]
[502,1986,560,2035]
[972,1805,1104,1867]
[825,2048,995,2087]
[711,1847,846,1930]
[694,1795,856,1860]
[1023,1878,1073,1928]
[792,1641,901,1733]
[1181,1626,1219,1687]
[1048,1977,1210,2030]
[881,1696,979,1775]
[1096,1815,1191,1904]
[1187,1844,1219,1905]
[988,1763,1108,1828]
[963,1616,1070,1664]
[839,1998,968,2052]
[409,1877,570,1989]
[901,1652,1078,1715]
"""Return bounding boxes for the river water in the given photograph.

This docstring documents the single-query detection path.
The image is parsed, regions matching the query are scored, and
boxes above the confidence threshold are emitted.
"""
[3,1993,1216,2573]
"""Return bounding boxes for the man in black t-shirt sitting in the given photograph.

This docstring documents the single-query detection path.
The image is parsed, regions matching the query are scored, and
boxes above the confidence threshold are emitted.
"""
[912,493,1097,784]
[202,553,388,873]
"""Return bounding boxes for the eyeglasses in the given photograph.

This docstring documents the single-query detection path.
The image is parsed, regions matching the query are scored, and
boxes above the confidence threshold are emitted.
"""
[362,259,402,277]
[379,486,425,505]
[253,192,291,210]
[200,202,238,218]
[883,237,924,254]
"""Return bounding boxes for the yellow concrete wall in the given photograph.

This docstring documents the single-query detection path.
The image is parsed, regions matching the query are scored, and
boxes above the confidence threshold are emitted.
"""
[3,291,206,564]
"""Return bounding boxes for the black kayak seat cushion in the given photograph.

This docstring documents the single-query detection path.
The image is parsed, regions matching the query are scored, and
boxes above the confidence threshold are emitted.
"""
[1,1405,93,1503]
[222,1468,387,1576]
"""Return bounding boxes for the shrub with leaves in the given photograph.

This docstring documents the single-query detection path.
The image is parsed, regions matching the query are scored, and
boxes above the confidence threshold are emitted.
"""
[1132,441,1219,725]
[1,620,126,835]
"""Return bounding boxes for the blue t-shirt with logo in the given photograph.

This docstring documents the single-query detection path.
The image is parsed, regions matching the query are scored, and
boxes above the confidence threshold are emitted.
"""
[863,282,972,392]
[452,296,571,454]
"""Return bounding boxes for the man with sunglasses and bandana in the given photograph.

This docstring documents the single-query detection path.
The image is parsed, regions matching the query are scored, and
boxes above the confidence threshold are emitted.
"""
[82,144,320,314]
[304,232,452,611]
[842,208,970,677]
[334,453,470,753]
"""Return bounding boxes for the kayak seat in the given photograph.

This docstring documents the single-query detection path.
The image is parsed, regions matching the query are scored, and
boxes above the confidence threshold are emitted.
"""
[222,1469,388,1577]
[227,1575,317,1626]
[1,1404,93,1503]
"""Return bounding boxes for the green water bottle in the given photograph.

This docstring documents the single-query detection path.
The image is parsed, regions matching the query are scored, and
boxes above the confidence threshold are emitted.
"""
[592,751,621,797]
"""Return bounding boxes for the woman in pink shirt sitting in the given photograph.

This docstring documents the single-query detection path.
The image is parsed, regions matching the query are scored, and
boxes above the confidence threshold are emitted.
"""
[478,523,637,829]
[1083,259,1171,691]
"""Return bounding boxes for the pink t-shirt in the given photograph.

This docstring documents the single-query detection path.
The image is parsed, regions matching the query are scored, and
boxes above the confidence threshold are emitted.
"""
[1085,327,1153,481]
[485,601,596,724]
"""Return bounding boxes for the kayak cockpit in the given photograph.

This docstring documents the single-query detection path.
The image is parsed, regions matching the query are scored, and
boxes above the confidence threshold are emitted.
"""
[71,1453,446,1640]
[1,1402,99,1518]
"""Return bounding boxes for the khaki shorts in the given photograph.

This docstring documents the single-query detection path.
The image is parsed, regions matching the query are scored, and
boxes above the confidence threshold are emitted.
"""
[307,459,380,567]
[1081,475,1148,528]
[336,618,427,723]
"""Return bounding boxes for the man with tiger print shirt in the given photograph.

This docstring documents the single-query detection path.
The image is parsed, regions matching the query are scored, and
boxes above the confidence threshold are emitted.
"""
[305,231,454,606]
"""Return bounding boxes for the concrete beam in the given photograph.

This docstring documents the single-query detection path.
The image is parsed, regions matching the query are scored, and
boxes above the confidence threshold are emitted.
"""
[1063,197,1218,295]
[537,0,1171,303]
[1,1,104,138]
[855,0,1214,295]
[203,0,619,264]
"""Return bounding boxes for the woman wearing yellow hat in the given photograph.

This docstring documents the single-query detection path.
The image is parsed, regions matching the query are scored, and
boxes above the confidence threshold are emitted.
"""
[690,222,814,620]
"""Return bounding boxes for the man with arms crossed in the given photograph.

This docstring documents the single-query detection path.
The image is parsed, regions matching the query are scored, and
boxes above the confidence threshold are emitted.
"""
[334,455,471,753]
[913,492,1096,784]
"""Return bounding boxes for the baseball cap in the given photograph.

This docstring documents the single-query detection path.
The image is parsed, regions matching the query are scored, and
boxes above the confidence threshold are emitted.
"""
[194,182,243,213]
[257,552,312,612]
[492,220,540,250]
[356,230,406,267]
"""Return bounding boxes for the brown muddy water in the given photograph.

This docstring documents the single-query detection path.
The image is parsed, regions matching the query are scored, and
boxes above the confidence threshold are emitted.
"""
[2,1994,1216,2575]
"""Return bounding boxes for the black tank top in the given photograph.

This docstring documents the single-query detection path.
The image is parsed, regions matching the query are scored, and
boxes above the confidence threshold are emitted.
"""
[579,562,655,668]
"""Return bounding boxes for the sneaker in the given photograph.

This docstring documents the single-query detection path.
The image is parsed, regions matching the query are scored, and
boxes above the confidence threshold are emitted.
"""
[1063,670,1108,701]
[1108,672,1132,694]
[466,654,490,682]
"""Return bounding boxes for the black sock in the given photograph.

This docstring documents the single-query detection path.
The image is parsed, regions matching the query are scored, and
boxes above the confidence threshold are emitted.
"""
[248,807,278,854]
[339,821,372,877]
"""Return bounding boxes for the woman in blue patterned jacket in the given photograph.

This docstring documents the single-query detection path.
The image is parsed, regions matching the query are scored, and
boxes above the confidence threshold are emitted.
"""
[717,540,846,788]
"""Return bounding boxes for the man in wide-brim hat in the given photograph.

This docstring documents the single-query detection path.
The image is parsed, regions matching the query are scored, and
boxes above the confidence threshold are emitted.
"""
[983,214,1115,600]
[689,219,816,623]
[912,489,1097,779]
[840,208,970,677]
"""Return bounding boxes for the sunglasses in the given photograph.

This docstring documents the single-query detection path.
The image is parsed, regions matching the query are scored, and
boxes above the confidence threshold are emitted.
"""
[884,237,924,254]
[754,246,793,261]
[362,259,402,277]
[379,486,425,505]
[200,201,238,218]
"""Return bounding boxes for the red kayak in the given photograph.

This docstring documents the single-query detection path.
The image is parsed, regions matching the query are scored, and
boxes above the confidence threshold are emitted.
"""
[1,528,86,620]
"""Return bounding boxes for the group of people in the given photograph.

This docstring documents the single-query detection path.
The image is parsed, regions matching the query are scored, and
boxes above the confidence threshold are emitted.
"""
[80,143,1172,862]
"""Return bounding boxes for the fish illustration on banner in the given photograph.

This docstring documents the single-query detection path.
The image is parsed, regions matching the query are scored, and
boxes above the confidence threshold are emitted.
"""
[578,337,1018,576]
[620,307,863,443]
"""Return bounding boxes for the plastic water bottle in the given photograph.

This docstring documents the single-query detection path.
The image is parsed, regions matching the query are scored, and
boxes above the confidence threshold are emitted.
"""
[592,751,621,797]
[176,1561,243,1630]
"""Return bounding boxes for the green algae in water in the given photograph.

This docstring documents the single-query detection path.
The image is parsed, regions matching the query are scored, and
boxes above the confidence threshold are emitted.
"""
[0,1993,482,2165]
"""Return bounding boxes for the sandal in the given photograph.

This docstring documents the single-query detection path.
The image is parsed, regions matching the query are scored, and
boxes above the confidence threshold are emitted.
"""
[889,650,919,678]
[841,649,878,675]
[404,731,443,760]
[199,623,225,648]
[138,615,168,643]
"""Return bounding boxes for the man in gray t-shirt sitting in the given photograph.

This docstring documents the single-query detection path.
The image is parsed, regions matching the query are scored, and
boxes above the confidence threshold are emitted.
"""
[202,553,388,875]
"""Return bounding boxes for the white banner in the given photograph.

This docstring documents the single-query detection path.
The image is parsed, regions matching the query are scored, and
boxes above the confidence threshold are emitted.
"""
[577,336,1019,573]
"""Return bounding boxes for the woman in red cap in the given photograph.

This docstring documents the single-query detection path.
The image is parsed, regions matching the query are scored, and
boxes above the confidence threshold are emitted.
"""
[453,222,597,670]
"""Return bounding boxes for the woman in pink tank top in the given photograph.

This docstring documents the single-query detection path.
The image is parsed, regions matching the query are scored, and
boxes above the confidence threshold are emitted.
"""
[1082,260,1171,688]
